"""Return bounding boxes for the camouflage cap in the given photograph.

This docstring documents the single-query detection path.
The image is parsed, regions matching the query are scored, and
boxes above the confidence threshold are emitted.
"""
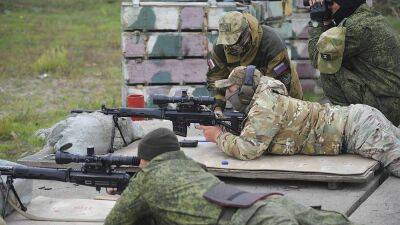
[215,66,261,88]
[317,26,346,74]
[216,11,249,45]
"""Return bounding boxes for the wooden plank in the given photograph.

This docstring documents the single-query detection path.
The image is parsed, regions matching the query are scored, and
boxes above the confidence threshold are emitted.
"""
[123,58,317,86]
[350,176,400,225]
[265,0,285,20]
[5,174,385,224]
[6,196,113,225]
[123,59,208,85]
[268,16,310,40]
[224,172,384,216]
[292,60,319,79]
[300,78,321,93]
[19,132,379,184]
[122,32,218,58]
[121,2,237,31]
[286,39,309,59]
[117,137,379,180]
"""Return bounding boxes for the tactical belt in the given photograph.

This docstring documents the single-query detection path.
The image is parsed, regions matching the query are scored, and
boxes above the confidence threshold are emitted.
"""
[203,183,283,225]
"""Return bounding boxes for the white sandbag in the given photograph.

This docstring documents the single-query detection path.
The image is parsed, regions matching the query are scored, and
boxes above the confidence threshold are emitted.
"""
[0,160,33,216]
[40,112,138,155]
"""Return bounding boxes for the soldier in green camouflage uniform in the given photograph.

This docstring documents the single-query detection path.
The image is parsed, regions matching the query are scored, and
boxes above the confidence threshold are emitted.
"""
[308,0,400,126]
[197,66,400,177]
[207,11,303,112]
[105,128,355,225]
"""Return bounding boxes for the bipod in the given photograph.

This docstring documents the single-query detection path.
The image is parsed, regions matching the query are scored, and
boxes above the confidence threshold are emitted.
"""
[1,176,26,218]
[109,115,128,153]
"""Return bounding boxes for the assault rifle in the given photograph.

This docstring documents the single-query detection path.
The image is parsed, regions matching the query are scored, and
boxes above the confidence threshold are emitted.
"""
[72,91,245,137]
[0,143,139,216]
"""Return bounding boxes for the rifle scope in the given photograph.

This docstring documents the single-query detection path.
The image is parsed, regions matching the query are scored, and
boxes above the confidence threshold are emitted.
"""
[152,94,215,105]
[55,150,140,167]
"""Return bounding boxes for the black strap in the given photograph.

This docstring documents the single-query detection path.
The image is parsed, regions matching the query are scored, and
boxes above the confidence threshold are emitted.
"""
[244,65,256,86]
[216,207,237,225]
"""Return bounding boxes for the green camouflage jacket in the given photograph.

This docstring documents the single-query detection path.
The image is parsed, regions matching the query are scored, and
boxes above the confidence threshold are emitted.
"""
[216,76,349,160]
[207,13,303,109]
[104,150,355,225]
[308,4,400,125]
[104,150,222,225]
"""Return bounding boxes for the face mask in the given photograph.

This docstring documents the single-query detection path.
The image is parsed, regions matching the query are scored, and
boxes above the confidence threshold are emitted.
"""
[227,89,248,113]
[225,28,252,56]
[332,0,365,25]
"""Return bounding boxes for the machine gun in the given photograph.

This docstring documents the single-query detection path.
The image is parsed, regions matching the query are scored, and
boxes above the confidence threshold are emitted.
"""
[95,91,244,137]
[0,143,139,216]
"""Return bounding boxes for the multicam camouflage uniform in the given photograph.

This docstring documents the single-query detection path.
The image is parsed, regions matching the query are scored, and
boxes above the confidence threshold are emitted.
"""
[104,151,355,225]
[308,4,400,126]
[216,76,400,176]
[207,12,303,109]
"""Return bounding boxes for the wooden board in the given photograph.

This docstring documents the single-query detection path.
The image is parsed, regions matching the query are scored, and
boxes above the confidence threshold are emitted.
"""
[123,58,208,84]
[121,1,287,31]
[5,173,386,225]
[116,135,379,183]
[268,15,310,40]
[122,2,237,31]
[6,196,114,225]
[286,39,309,59]
[350,176,400,225]
[300,78,321,93]
[293,60,319,79]
[223,172,385,216]
[123,59,317,85]
[122,32,217,58]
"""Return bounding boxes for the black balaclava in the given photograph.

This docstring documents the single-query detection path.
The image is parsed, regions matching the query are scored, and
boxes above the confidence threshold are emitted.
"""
[332,0,366,25]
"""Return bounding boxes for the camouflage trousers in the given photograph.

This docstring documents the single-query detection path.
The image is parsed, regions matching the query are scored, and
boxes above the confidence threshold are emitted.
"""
[320,68,400,126]
[229,195,354,225]
[344,104,400,176]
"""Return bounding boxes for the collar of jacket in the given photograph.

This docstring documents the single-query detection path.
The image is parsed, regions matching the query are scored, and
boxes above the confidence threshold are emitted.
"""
[224,13,263,65]
[141,150,186,172]
[349,3,370,17]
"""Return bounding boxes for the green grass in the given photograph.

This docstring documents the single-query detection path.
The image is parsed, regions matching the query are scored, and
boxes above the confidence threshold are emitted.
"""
[0,1,398,161]
[0,0,123,161]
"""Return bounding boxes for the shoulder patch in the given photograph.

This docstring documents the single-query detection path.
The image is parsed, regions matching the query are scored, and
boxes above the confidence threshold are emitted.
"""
[207,58,216,70]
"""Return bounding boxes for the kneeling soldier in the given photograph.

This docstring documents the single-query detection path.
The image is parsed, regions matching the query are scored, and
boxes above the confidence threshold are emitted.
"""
[104,128,355,225]
[197,66,400,177]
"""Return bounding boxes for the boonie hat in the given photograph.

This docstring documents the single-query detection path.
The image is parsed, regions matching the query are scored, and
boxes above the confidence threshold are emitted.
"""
[317,26,346,74]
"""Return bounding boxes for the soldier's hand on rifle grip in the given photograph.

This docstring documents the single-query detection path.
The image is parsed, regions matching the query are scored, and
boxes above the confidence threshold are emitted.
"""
[195,125,222,143]
[214,107,224,118]
[106,188,122,195]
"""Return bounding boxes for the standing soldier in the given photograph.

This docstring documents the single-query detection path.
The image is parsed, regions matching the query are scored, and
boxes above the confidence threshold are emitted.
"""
[307,0,400,126]
[105,128,355,225]
[207,11,303,114]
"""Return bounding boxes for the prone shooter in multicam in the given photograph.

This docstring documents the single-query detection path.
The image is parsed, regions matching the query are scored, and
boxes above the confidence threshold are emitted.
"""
[197,66,400,178]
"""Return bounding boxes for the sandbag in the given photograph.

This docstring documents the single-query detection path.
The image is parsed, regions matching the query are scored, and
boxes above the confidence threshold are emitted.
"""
[0,160,33,217]
[38,112,139,155]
